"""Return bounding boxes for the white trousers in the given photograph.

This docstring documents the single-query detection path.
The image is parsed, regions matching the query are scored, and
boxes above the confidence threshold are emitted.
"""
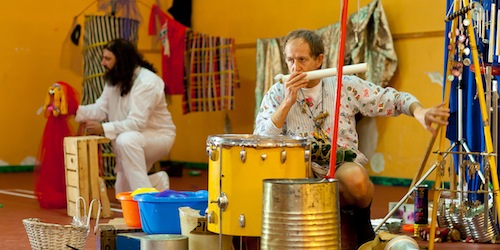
[113,130,175,194]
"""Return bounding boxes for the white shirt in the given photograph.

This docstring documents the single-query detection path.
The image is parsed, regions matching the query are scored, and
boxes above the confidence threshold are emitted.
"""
[75,67,176,140]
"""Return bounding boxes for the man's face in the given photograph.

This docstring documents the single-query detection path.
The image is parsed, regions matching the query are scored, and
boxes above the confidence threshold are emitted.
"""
[284,38,323,74]
[101,49,116,71]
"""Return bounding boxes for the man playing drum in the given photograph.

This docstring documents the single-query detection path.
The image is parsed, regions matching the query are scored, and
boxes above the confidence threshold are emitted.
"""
[254,29,450,248]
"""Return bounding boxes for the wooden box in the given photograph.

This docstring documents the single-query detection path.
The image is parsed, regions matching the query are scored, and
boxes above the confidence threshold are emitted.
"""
[97,218,143,250]
[64,136,112,218]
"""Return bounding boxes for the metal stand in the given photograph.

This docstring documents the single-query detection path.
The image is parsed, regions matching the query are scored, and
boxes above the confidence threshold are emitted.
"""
[374,69,488,234]
[374,145,451,233]
[375,1,491,235]
[373,143,493,234]
[455,75,487,202]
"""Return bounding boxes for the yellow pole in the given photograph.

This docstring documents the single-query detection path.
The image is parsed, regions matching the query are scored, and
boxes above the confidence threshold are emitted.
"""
[428,0,460,248]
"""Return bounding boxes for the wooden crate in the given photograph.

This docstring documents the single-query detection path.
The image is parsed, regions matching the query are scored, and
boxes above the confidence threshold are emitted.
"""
[64,136,112,219]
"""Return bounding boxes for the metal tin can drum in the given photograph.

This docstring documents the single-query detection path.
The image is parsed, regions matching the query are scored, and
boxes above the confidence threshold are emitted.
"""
[414,185,428,236]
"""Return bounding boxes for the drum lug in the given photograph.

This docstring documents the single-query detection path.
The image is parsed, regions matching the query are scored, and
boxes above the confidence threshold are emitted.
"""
[240,148,247,163]
[304,144,311,161]
[280,149,287,164]
[207,146,218,161]
[239,214,246,228]
[207,211,215,223]
[210,192,229,211]
[261,154,267,161]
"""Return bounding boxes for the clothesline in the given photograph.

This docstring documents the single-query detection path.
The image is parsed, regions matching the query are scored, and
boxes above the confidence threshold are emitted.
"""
[140,30,444,53]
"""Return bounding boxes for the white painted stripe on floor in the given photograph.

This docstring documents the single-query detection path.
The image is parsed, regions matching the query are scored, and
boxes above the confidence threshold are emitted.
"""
[0,189,36,199]
[0,188,123,213]
[12,189,34,194]
[111,207,122,212]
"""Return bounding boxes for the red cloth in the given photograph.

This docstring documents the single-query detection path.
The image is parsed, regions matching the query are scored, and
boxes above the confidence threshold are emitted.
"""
[149,4,187,95]
[34,82,79,209]
[148,4,168,36]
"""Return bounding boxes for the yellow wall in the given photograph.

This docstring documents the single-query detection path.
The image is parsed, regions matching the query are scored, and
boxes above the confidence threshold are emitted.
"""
[0,0,451,181]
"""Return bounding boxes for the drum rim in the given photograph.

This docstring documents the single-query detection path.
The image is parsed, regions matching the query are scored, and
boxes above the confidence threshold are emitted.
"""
[206,134,309,147]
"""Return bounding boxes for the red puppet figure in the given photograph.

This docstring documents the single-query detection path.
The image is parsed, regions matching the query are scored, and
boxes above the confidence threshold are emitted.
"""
[34,82,80,208]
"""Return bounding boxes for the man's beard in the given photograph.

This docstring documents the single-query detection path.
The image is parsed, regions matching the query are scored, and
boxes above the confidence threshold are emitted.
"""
[104,67,121,86]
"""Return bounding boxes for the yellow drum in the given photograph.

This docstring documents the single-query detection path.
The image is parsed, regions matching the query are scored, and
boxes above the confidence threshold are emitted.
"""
[206,134,310,236]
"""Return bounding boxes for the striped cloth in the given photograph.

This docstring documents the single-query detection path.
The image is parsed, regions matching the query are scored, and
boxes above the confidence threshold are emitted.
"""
[82,15,139,105]
[183,31,239,114]
[82,15,140,186]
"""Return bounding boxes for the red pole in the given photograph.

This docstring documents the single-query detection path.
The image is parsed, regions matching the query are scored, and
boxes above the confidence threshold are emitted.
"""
[327,0,349,179]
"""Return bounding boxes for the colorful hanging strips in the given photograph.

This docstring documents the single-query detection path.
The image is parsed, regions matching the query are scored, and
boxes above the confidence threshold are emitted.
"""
[183,31,240,114]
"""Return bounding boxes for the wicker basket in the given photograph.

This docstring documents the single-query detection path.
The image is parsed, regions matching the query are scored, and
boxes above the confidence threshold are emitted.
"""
[23,218,89,250]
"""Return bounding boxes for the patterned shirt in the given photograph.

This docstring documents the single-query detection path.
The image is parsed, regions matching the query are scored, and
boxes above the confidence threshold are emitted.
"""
[253,75,419,165]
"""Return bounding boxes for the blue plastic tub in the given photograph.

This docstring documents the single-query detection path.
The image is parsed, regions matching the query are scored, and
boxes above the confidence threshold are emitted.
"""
[133,190,208,234]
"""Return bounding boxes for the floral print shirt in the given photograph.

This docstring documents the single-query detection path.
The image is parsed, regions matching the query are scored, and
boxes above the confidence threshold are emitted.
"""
[253,75,419,165]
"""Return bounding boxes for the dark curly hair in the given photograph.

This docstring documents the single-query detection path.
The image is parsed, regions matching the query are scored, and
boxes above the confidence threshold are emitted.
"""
[103,39,157,96]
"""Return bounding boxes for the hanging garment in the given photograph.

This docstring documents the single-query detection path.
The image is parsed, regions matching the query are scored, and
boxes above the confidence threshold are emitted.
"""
[59,17,83,76]
[148,4,188,95]
[183,31,240,114]
[255,38,287,117]
[160,18,187,95]
[96,0,142,22]
[34,82,80,209]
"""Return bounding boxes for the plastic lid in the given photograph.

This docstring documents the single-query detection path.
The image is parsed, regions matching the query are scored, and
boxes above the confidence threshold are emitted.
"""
[133,190,208,202]
[130,187,159,197]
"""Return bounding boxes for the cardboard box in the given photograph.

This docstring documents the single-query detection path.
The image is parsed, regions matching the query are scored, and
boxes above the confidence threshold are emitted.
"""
[97,218,143,250]
[191,217,208,233]
[116,232,147,250]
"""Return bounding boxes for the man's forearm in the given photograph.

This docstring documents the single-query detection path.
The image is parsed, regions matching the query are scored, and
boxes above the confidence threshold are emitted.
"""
[271,102,294,128]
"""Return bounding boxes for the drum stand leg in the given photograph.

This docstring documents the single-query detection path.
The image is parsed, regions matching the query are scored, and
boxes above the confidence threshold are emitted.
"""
[373,142,453,233]
[374,137,492,234]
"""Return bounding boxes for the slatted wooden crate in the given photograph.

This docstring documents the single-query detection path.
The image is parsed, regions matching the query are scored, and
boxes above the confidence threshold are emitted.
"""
[64,136,112,219]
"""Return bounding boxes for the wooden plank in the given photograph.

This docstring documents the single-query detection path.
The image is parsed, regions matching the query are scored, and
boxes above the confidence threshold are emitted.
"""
[66,186,80,202]
[66,169,79,188]
[98,177,112,218]
[88,138,101,219]
[65,137,82,217]
[65,154,79,171]
[77,139,90,206]
[64,137,79,155]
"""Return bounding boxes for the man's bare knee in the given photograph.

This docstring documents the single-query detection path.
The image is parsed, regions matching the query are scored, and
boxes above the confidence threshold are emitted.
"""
[336,163,373,207]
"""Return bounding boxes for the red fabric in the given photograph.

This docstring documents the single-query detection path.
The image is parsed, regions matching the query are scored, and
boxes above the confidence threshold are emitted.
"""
[148,4,168,36]
[161,17,187,95]
[148,4,187,95]
[34,82,79,209]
